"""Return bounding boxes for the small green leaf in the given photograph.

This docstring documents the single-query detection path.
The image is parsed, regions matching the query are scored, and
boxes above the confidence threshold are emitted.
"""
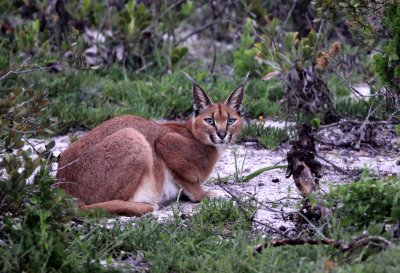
[395,124,400,137]
[311,118,321,129]
[43,128,55,135]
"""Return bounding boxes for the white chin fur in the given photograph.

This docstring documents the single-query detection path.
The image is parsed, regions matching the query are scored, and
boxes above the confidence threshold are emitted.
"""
[215,144,227,155]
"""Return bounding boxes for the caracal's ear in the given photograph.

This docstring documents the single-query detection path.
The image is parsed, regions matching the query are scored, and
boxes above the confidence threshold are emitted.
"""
[225,72,249,113]
[183,72,213,114]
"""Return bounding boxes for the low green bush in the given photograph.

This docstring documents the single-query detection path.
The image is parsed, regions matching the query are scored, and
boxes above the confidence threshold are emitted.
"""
[326,174,400,232]
[0,170,120,273]
[373,3,400,92]
[240,122,289,150]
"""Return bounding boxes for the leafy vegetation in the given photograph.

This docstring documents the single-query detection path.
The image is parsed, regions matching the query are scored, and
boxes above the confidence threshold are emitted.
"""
[0,171,118,273]
[374,3,400,91]
[0,86,116,272]
[0,70,284,132]
[326,174,400,232]
[239,122,289,150]
[3,178,400,273]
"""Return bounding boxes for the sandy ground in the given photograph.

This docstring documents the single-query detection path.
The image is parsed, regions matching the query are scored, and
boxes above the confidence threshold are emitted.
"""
[35,121,399,234]
[153,142,399,234]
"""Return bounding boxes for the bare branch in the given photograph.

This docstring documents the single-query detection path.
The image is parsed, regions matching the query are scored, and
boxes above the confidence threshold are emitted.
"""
[217,182,286,236]
[282,0,298,27]
[0,56,32,81]
[55,158,80,171]
[174,21,215,47]
[253,235,391,254]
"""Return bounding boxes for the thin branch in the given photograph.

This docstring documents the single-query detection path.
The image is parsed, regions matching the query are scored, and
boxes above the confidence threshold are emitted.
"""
[319,119,394,130]
[253,235,391,254]
[54,158,80,171]
[135,61,154,74]
[22,137,41,155]
[51,179,78,188]
[174,21,215,47]
[3,128,38,134]
[160,0,186,18]
[314,154,353,176]
[282,0,298,27]
[218,182,285,236]
[0,56,32,81]
[0,61,88,82]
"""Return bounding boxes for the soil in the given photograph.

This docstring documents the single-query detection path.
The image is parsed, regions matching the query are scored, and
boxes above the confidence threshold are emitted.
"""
[38,120,399,233]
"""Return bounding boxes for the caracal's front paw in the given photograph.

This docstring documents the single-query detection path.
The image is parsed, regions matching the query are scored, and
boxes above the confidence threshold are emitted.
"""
[204,190,226,199]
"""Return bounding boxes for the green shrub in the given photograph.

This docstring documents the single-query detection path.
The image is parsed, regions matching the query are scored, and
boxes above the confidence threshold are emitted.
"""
[243,79,284,118]
[240,122,289,150]
[373,4,400,92]
[338,245,400,273]
[0,84,120,272]
[326,174,400,232]
[234,18,264,76]
[0,170,113,273]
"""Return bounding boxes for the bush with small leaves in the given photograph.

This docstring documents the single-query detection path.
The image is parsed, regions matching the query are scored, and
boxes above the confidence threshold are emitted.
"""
[326,174,400,232]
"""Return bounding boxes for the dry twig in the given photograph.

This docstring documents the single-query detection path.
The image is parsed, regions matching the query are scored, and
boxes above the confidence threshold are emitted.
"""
[217,182,285,236]
[253,235,392,254]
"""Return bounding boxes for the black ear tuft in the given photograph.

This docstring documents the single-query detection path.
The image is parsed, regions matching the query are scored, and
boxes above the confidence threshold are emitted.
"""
[225,85,244,113]
[225,72,249,113]
[183,72,213,114]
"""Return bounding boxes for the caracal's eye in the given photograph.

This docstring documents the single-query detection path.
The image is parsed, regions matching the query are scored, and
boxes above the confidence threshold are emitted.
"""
[205,118,215,125]
[227,118,236,125]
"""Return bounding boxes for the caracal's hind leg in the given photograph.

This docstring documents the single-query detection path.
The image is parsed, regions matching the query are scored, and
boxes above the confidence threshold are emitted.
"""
[81,200,157,216]
[60,128,159,214]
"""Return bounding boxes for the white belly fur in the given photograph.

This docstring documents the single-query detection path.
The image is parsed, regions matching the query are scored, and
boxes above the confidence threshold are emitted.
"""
[160,170,180,203]
[129,171,158,205]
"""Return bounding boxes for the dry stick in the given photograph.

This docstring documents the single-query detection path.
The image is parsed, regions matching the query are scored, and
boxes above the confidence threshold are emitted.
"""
[329,52,385,99]
[0,56,32,81]
[209,0,218,77]
[319,119,395,130]
[174,1,227,47]
[282,0,298,27]
[314,154,353,176]
[135,61,154,74]
[220,184,283,213]
[354,98,376,149]
[0,58,89,82]
[53,158,80,171]
[253,235,391,254]
[51,179,78,188]
[218,183,285,236]
[160,0,186,18]
[174,21,215,47]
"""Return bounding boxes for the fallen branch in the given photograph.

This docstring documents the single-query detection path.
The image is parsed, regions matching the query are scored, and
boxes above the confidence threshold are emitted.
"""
[319,119,395,130]
[217,182,285,236]
[314,154,354,176]
[0,56,32,81]
[174,21,215,47]
[253,235,392,254]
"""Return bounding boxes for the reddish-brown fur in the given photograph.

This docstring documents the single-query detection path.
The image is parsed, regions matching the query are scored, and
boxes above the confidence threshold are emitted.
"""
[56,79,245,216]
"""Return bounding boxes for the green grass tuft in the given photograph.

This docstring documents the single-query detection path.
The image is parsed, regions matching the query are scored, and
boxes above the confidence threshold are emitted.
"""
[1,70,283,133]
[240,123,289,150]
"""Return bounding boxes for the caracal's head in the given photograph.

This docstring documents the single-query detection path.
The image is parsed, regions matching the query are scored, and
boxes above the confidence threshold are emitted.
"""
[184,73,248,148]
